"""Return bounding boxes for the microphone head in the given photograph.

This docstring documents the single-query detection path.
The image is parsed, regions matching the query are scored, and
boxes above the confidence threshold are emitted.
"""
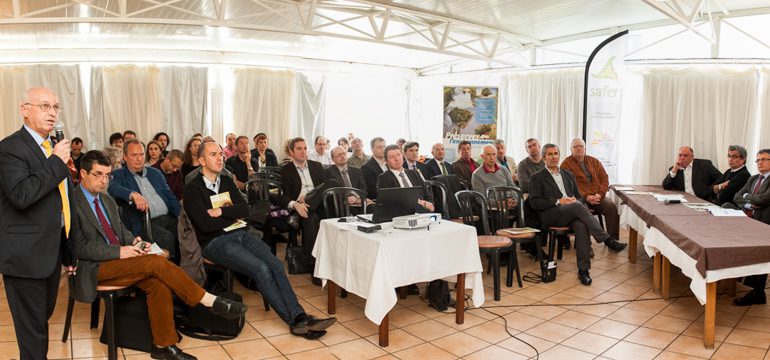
[53,122,65,142]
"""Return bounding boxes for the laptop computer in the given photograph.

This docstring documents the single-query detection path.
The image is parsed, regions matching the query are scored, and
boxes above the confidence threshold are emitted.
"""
[367,186,422,223]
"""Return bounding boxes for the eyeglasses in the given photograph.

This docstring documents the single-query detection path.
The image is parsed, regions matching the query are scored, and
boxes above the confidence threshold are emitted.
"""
[88,171,113,181]
[24,103,62,113]
[727,155,742,159]
[756,158,770,163]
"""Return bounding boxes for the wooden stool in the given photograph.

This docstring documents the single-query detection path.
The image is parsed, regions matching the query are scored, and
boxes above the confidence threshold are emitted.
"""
[496,230,538,287]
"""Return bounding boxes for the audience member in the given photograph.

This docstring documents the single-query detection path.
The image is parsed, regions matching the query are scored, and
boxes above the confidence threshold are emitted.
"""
[153,132,170,158]
[346,137,369,168]
[281,140,293,166]
[376,144,434,212]
[123,130,137,141]
[337,137,350,154]
[396,138,406,149]
[324,137,331,152]
[103,147,123,170]
[662,146,721,200]
[452,140,478,185]
[402,141,427,179]
[73,150,246,360]
[108,139,181,261]
[529,144,626,286]
[223,133,237,159]
[153,149,185,201]
[183,141,336,339]
[422,143,454,179]
[224,136,257,190]
[109,132,124,149]
[560,138,620,239]
[71,137,84,179]
[713,145,751,207]
[517,138,545,192]
[361,137,387,199]
[308,136,332,165]
[145,140,163,167]
[250,133,279,169]
[326,146,370,211]
[471,145,514,193]
[493,139,516,182]
[181,137,202,178]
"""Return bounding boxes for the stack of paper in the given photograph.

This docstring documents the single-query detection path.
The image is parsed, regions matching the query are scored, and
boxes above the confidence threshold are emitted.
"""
[653,194,688,203]
[502,227,541,235]
[708,208,747,217]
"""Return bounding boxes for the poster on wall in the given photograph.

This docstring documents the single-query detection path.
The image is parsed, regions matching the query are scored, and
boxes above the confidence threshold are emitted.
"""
[583,30,628,184]
[442,86,498,162]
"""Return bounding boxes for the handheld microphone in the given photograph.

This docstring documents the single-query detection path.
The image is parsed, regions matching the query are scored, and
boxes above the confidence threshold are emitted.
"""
[54,123,65,142]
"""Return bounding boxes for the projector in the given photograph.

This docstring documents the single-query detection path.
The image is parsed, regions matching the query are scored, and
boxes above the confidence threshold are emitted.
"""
[392,213,442,229]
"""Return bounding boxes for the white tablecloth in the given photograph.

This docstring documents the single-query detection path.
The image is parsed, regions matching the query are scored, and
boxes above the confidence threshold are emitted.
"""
[312,219,485,324]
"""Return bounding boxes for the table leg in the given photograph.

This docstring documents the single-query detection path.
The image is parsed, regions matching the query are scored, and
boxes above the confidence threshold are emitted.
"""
[628,228,638,264]
[653,253,661,293]
[704,282,716,348]
[379,314,389,347]
[456,273,466,325]
[661,256,670,300]
[327,281,337,315]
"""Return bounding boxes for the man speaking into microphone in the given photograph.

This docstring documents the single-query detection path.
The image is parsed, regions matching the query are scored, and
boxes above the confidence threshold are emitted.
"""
[0,87,78,359]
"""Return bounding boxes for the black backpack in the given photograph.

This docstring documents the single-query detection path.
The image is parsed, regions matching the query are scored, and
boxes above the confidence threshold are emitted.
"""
[174,290,245,341]
[426,280,452,311]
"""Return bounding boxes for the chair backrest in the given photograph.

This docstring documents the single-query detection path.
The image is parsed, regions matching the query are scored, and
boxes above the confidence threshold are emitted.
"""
[454,190,491,235]
[143,209,154,243]
[249,171,282,182]
[245,179,283,204]
[323,187,368,218]
[485,185,525,232]
[258,166,283,174]
[424,180,449,218]
[431,174,465,218]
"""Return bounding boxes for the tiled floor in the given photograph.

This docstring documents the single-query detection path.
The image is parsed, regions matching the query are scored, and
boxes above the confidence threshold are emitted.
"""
[2,228,770,359]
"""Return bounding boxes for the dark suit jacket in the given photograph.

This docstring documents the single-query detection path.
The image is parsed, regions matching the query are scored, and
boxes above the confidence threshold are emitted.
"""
[452,158,479,185]
[661,158,721,200]
[421,158,455,180]
[361,157,385,200]
[715,166,751,206]
[279,160,326,208]
[71,187,135,303]
[734,174,770,224]
[108,166,180,237]
[325,165,367,193]
[376,169,427,195]
[0,127,78,278]
[528,168,584,227]
[250,148,279,169]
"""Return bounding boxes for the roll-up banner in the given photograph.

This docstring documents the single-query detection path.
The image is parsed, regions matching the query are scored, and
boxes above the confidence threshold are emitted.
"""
[583,30,628,184]
[443,86,498,162]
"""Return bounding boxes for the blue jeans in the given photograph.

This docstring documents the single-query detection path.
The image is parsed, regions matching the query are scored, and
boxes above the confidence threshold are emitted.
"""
[203,230,304,325]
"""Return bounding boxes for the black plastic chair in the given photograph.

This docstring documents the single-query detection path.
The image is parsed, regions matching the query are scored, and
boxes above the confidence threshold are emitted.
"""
[424,180,450,219]
[322,187,368,217]
[245,179,298,255]
[258,166,283,173]
[249,171,282,182]
[485,186,539,287]
[455,190,514,300]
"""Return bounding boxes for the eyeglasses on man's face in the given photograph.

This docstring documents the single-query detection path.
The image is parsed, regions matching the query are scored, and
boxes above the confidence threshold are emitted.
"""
[25,103,62,113]
[88,171,113,181]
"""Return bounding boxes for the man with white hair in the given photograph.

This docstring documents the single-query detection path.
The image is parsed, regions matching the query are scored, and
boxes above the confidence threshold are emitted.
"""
[472,145,515,193]
[560,138,620,239]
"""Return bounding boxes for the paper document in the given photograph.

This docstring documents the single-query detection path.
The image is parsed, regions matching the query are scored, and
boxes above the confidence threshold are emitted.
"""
[685,203,718,212]
[653,194,688,203]
[708,208,747,217]
[148,242,165,255]
[614,186,634,191]
[625,191,653,195]
[224,219,248,232]
[502,227,541,235]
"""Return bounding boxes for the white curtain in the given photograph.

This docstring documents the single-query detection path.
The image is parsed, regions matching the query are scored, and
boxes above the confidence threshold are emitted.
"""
[500,68,584,163]
[632,67,758,184]
[293,72,325,144]
[758,69,770,170]
[0,65,87,142]
[159,66,208,150]
[232,68,295,158]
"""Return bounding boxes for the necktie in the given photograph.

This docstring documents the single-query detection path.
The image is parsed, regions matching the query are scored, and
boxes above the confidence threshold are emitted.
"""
[753,176,766,194]
[398,172,409,187]
[440,161,447,175]
[93,198,120,245]
[42,140,71,237]
[341,169,352,188]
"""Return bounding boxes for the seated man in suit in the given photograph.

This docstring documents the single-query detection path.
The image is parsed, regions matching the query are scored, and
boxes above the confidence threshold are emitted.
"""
[108,139,180,261]
[224,136,258,190]
[560,138,620,240]
[517,138,545,193]
[184,141,336,338]
[422,143,454,180]
[662,146,721,200]
[452,140,478,186]
[713,145,751,207]
[529,144,627,286]
[493,139,516,182]
[376,144,435,212]
[361,137,387,200]
[326,146,371,214]
[152,149,185,201]
[74,150,246,360]
[402,141,427,179]
[279,137,326,276]
[732,149,770,306]
[472,144,515,193]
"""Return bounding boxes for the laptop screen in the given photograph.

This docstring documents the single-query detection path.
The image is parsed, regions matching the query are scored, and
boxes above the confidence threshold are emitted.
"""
[371,186,422,223]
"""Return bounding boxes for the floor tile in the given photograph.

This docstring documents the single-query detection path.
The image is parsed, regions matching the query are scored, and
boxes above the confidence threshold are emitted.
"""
[538,344,596,360]
[364,328,423,352]
[327,338,387,360]
[723,328,770,349]
[665,335,720,358]
[265,333,325,355]
[464,344,528,360]
[222,338,281,359]
[602,340,661,360]
[711,343,767,360]
[585,318,639,339]
[561,331,619,355]
[625,327,679,349]
[393,342,456,360]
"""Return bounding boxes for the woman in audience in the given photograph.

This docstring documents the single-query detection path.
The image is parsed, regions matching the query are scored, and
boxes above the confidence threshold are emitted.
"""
[145,140,163,167]
[253,133,279,169]
[152,132,170,158]
[281,140,293,166]
[103,147,123,170]
[182,137,202,178]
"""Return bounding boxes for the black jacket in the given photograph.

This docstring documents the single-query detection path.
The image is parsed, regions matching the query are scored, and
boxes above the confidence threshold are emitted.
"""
[279,160,326,208]
[325,165,367,194]
[734,174,770,224]
[361,157,385,200]
[250,148,279,169]
[715,166,751,206]
[662,158,721,201]
[528,168,583,227]
[183,173,249,248]
[421,158,455,180]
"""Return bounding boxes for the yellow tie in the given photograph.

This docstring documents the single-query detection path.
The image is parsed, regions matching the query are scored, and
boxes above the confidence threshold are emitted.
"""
[42,140,71,238]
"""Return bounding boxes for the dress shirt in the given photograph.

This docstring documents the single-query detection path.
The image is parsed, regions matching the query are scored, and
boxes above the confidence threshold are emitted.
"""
[132,167,169,218]
[289,161,315,209]
[548,167,568,200]
[671,163,694,195]
[80,186,112,227]
[390,168,413,187]
[308,150,332,165]
[202,174,222,194]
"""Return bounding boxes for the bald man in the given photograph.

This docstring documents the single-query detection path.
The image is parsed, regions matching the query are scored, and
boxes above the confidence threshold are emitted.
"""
[471,145,515,193]
[662,146,721,201]
[422,143,455,180]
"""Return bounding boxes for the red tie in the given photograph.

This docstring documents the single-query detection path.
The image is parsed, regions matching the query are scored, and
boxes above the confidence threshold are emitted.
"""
[753,176,766,194]
[93,198,120,245]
